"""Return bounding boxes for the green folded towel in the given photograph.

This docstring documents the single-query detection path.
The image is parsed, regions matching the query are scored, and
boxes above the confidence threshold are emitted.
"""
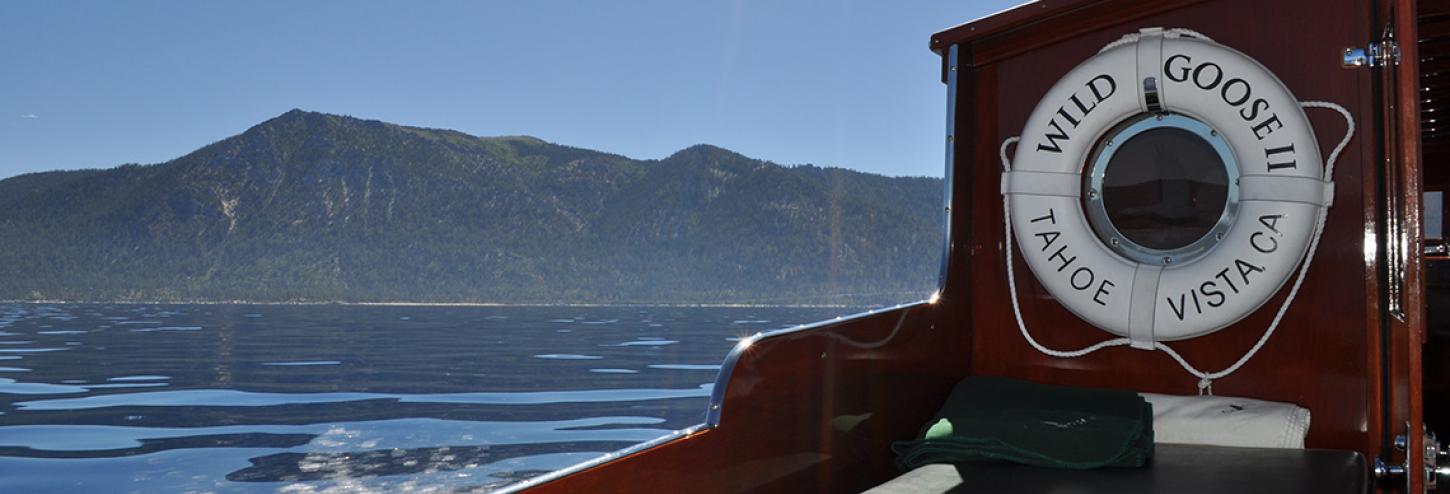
[892,376,1154,470]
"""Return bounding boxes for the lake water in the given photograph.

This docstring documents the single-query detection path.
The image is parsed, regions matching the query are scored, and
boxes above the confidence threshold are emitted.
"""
[0,303,852,493]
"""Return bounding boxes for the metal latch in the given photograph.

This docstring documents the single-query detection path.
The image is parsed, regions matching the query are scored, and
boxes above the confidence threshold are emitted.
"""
[1376,429,1450,490]
[1345,24,1401,69]
[1432,431,1449,490]
[1343,39,1400,68]
[1377,457,1408,491]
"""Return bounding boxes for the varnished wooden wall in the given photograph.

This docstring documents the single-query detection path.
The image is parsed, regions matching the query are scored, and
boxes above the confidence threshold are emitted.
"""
[940,0,1383,455]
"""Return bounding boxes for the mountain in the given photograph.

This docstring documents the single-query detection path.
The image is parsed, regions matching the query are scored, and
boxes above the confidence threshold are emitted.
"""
[0,110,943,305]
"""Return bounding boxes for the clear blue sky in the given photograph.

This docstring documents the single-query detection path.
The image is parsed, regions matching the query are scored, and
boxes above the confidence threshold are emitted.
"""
[0,1,1022,179]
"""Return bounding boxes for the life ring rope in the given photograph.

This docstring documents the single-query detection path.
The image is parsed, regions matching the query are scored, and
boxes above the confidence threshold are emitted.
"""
[998,101,1353,394]
[1098,27,1212,53]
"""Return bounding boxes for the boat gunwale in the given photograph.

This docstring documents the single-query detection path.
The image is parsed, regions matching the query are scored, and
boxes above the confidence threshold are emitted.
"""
[498,299,933,492]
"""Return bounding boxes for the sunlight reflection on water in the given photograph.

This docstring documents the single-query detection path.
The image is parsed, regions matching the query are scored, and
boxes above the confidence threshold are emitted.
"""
[0,303,848,493]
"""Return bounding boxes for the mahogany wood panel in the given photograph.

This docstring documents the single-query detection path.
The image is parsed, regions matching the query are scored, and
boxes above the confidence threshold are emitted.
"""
[955,0,1385,457]
[525,302,973,493]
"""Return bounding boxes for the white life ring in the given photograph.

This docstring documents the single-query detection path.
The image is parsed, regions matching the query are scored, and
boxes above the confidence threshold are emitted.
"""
[1003,28,1333,346]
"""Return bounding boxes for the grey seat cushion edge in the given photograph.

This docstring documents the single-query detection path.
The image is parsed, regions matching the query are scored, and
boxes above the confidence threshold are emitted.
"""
[864,444,1368,494]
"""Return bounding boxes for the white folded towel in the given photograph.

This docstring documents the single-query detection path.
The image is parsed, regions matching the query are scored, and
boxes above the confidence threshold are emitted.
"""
[1139,393,1311,449]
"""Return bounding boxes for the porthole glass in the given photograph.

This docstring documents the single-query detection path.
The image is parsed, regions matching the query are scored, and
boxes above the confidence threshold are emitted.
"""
[1083,114,1239,266]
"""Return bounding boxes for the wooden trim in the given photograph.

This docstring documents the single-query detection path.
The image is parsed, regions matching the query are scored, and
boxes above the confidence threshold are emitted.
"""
[931,0,1209,69]
[1390,0,1427,490]
[931,0,1097,54]
[967,0,1206,67]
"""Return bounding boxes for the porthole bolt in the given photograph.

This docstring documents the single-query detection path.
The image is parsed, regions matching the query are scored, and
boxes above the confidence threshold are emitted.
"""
[1163,256,1174,265]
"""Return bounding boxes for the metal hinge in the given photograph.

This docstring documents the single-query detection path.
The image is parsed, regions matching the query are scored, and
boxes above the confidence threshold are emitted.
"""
[1343,39,1401,68]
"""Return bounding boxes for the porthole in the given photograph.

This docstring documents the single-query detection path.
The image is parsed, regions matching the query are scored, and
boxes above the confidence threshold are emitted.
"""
[1082,113,1239,266]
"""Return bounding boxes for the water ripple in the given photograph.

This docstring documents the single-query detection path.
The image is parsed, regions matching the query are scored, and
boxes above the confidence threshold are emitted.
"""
[0,378,87,395]
[532,354,601,360]
[648,364,722,371]
[605,340,678,347]
[129,326,202,333]
[0,416,667,453]
[14,384,714,410]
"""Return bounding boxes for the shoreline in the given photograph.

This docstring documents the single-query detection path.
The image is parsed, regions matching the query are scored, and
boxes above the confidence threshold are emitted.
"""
[0,299,882,309]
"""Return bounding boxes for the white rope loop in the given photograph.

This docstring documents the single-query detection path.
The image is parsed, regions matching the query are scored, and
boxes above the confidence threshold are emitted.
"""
[1154,100,1353,391]
[998,101,1354,393]
[1001,136,1134,358]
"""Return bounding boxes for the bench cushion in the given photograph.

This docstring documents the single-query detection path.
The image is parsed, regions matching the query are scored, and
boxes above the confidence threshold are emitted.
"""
[864,444,1366,494]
